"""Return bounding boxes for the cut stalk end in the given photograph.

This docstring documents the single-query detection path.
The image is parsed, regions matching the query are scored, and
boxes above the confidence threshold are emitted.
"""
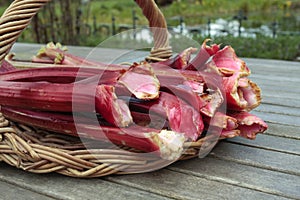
[154,130,186,160]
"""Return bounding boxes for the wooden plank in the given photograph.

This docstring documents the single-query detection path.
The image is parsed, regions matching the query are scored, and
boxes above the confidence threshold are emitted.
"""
[227,134,300,155]
[244,58,300,78]
[250,76,300,93]
[244,58,300,71]
[169,157,300,200]
[256,104,300,117]
[261,95,300,108]
[265,122,300,139]
[0,163,170,200]
[105,169,289,200]
[261,91,300,104]
[250,70,300,81]
[0,180,55,200]
[210,142,300,176]
[258,84,300,94]
[251,73,300,84]
[251,110,300,127]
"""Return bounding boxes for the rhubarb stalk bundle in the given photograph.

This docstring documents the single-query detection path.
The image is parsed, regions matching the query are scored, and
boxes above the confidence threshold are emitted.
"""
[0,41,268,160]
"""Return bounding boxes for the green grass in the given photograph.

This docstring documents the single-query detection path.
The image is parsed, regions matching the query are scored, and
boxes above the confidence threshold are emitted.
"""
[85,0,300,27]
[193,34,300,61]
[1,0,299,25]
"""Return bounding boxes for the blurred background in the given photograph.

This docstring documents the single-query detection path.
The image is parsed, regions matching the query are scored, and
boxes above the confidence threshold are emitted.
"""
[0,0,299,61]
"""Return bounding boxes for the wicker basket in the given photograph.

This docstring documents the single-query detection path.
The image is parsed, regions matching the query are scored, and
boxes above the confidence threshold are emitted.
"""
[0,0,220,177]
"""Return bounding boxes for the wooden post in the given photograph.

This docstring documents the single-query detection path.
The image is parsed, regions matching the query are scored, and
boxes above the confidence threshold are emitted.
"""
[233,10,247,37]
[112,15,116,35]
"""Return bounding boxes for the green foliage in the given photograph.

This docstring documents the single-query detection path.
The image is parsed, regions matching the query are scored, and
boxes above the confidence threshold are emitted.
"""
[194,34,300,61]
[1,0,299,60]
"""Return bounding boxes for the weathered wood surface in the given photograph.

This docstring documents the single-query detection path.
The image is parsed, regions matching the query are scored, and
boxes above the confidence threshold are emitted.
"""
[0,43,299,200]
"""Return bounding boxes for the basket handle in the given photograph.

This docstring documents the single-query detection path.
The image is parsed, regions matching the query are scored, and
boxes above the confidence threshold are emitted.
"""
[0,0,172,63]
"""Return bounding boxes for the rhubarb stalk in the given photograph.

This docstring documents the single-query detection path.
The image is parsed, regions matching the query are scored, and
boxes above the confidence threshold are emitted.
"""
[1,106,186,160]
[228,112,268,139]
[129,91,204,141]
[222,73,261,111]
[0,80,132,127]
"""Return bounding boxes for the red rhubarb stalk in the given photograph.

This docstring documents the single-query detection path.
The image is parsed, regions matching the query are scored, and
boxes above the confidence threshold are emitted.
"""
[94,85,132,127]
[203,112,239,139]
[1,106,186,160]
[219,130,240,139]
[200,88,224,117]
[203,112,238,131]
[0,64,160,101]
[0,66,125,84]
[160,83,207,112]
[129,91,204,141]
[7,58,216,93]
[118,63,160,100]
[0,80,132,127]
[206,45,250,77]
[33,42,121,68]
[0,59,17,73]
[159,47,197,70]
[201,39,221,56]
[131,111,169,129]
[31,47,217,90]
[228,111,268,139]
[185,40,212,71]
[222,73,261,111]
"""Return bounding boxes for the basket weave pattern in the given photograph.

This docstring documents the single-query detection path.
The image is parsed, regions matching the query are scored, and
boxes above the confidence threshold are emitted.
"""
[0,0,216,177]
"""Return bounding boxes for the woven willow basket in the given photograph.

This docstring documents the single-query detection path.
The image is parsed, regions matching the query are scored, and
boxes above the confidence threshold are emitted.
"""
[0,0,220,177]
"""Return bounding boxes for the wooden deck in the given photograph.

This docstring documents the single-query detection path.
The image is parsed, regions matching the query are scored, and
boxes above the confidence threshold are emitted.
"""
[1,43,299,200]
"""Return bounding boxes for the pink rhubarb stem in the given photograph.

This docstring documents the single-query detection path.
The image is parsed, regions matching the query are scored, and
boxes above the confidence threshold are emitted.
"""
[228,111,268,139]
[1,106,186,160]
[129,91,204,141]
[222,73,261,111]
[0,80,132,127]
